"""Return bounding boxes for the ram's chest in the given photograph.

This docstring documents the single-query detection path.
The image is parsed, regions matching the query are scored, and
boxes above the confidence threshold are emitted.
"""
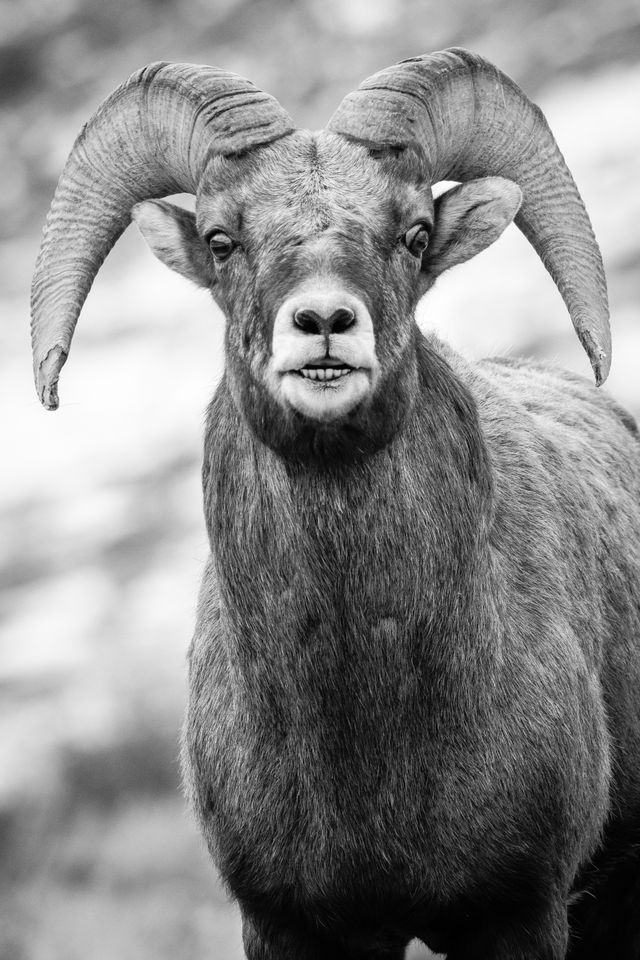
[193,458,491,902]
[191,414,508,901]
[209,464,463,778]
[190,602,494,909]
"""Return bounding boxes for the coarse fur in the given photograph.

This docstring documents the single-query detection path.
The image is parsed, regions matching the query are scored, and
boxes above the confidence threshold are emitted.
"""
[184,347,640,958]
[132,131,640,958]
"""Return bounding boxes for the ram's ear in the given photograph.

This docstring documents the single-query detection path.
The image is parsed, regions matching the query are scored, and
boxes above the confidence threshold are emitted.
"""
[132,200,212,288]
[424,177,522,278]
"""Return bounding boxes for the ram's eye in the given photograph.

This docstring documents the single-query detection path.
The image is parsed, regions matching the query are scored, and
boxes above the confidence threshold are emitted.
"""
[404,222,430,257]
[206,231,235,262]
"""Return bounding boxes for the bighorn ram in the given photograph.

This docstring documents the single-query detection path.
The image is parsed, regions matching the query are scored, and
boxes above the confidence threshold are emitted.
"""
[31,49,640,959]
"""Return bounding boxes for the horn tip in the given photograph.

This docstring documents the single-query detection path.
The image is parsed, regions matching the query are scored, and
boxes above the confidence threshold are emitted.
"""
[590,342,611,388]
[41,383,60,410]
[35,344,67,411]
[573,313,611,388]
[593,354,610,388]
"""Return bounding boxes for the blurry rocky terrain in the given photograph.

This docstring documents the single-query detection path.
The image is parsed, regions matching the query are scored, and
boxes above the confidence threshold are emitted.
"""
[1,0,639,957]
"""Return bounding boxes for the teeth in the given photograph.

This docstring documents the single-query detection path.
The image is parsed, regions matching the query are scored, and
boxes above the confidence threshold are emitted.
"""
[299,367,352,381]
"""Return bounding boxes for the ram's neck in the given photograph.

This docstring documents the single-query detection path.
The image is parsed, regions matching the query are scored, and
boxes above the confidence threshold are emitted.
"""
[203,336,497,711]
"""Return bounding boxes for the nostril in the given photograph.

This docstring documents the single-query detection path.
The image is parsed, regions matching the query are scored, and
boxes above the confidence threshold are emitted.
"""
[293,307,356,336]
[294,309,322,335]
[329,308,355,334]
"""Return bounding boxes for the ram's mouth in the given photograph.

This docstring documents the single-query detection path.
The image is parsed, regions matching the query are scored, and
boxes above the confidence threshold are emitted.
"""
[277,358,374,421]
[296,362,354,382]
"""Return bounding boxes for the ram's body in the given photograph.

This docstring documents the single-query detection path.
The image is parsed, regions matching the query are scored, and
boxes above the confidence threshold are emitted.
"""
[184,339,640,954]
[31,48,640,959]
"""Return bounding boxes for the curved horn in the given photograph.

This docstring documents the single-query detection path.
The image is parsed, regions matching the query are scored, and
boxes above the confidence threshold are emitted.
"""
[31,62,294,409]
[327,48,610,385]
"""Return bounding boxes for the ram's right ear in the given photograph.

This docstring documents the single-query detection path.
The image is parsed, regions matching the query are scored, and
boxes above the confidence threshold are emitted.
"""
[424,177,522,279]
[132,200,212,288]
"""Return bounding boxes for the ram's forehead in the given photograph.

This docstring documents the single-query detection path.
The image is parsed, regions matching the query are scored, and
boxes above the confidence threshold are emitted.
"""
[197,130,431,233]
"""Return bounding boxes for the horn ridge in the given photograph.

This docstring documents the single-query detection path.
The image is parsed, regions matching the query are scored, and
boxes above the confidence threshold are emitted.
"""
[328,47,610,384]
[31,62,294,409]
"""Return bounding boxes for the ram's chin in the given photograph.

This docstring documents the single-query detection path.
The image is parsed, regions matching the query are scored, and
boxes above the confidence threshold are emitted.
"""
[281,370,371,422]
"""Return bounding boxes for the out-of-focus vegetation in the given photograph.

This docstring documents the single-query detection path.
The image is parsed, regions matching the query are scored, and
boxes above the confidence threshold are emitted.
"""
[1,1,639,957]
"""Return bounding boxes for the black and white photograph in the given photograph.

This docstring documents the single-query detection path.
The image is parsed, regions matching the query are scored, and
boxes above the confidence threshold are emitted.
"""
[2,0,639,957]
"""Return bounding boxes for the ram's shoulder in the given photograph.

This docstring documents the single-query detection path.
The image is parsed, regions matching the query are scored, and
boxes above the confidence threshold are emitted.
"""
[475,356,637,441]
[448,355,639,503]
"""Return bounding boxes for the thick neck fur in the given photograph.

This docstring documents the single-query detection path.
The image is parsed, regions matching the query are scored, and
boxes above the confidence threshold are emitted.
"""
[225,334,420,465]
[202,334,498,735]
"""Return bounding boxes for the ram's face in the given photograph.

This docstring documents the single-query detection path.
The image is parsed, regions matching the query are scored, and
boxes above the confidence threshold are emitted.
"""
[133,131,521,455]
[197,131,433,428]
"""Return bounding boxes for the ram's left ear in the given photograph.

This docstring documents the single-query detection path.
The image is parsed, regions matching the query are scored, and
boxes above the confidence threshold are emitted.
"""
[132,200,212,288]
[423,177,522,278]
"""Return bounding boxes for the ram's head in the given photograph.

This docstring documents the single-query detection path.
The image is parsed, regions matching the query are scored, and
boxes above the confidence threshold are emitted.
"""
[31,50,610,456]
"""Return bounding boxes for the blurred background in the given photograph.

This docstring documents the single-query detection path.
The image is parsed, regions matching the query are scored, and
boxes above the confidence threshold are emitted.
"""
[1,0,639,957]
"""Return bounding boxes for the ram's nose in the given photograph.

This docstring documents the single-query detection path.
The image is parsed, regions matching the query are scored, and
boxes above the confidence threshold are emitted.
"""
[281,282,369,339]
[293,307,356,337]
